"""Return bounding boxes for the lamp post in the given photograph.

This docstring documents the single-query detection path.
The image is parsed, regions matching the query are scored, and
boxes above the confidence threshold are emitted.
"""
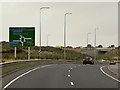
[64,13,72,60]
[47,34,50,46]
[94,27,98,61]
[87,32,91,47]
[86,32,91,55]
[39,7,50,59]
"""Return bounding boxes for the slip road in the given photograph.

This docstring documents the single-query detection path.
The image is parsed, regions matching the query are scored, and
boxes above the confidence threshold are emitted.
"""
[2,64,119,88]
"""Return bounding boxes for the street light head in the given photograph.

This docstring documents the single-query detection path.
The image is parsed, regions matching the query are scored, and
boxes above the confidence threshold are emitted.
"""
[40,7,50,9]
[67,13,72,14]
[65,13,72,15]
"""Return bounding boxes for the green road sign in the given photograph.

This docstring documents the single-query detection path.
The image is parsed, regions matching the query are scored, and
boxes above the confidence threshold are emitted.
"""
[9,27,35,47]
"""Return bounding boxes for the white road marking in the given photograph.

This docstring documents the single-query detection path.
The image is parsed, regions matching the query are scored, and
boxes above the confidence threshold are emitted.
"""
[100,66,120,83]
[2,65,52,89]
[71,68,73,70]
[68,70,70,72]
[68,74,70,77]
[70,82,74,86]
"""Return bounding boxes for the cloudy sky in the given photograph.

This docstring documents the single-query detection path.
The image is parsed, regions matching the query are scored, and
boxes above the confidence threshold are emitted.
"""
[0,1,118,47]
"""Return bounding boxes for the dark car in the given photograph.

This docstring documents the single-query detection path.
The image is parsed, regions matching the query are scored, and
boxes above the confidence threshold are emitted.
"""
[83,57,94,65]
[109,61,116,65]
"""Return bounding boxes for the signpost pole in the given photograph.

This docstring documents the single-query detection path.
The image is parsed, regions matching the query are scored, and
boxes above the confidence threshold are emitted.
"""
[14,47,17,59]
[28,47,30,60]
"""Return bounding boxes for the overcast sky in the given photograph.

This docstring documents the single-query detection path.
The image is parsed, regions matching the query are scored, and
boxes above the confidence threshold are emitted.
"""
[0,2,118,47]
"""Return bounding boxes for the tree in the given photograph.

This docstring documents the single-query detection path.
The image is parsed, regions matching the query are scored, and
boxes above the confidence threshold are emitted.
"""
[97,45,103,48]
[108,45,115,48]
[111,45,115,48]
[118,46,120,49]
[87,44,93,48]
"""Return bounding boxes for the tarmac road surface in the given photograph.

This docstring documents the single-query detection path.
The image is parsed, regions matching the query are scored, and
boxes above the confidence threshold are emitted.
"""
[2,64,119,89]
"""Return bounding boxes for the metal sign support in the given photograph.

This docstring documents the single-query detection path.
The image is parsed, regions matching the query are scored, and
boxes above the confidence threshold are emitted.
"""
[28,47,30,60]
[14,47,17,59]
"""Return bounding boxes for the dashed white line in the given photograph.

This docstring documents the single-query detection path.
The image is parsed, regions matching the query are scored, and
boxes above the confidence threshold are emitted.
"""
[70,82,74,86]
[100,66,120,83]
[68,74,70,77]
[68,70,70,72]
[2,65,52,90]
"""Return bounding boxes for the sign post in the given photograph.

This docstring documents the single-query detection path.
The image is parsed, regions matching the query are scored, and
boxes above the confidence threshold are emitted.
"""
[28,47,30,60]
[14,47,16,59]
[9,27,35,60]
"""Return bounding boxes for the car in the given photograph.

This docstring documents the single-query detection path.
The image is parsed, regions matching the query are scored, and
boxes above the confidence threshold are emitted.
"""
[109,61,116,65]
[83,57,94,65]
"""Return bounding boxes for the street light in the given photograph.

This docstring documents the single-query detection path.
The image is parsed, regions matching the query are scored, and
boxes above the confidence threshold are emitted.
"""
[64,12,72,60]
[94,27,98,61]
[86,32,91,54]
[39,7,50,59]
[47,34,50,46]
[87,32,91,47]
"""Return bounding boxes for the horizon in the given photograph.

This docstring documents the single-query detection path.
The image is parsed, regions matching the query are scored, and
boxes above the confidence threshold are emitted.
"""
[0,40,118,48]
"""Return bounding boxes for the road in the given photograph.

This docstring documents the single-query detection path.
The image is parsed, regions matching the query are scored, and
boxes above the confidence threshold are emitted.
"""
[2,64,119,89]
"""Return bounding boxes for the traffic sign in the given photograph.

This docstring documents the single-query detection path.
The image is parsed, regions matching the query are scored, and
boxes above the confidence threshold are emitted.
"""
[9,27,35,46]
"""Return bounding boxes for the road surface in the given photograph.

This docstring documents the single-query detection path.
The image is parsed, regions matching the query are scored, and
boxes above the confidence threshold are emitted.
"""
[2,64,119,89]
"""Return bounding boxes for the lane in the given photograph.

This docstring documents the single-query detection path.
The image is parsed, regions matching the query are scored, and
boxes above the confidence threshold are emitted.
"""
[5,64,76,88]
[3,64,119,89]
[70,64,118,88]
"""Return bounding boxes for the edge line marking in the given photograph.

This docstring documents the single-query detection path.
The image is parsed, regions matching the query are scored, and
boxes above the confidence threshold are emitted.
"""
[100,66,120,83]
[3,65,52,89]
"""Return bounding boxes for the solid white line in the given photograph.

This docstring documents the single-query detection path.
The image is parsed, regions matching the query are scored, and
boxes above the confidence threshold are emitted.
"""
[100,66,120,83]
[2,65,52,89]
[68,74,70,77]
[70,82,74,85]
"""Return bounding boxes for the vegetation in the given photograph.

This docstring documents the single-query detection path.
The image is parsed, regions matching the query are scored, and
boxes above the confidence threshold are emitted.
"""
[97,45,103,48]
[1,41,119,61]
[1,41,86,61]
[96,48,119,61]
[102,48,119,60]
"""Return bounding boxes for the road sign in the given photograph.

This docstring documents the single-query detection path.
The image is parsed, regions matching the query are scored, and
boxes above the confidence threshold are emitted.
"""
[9,27,35,46]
